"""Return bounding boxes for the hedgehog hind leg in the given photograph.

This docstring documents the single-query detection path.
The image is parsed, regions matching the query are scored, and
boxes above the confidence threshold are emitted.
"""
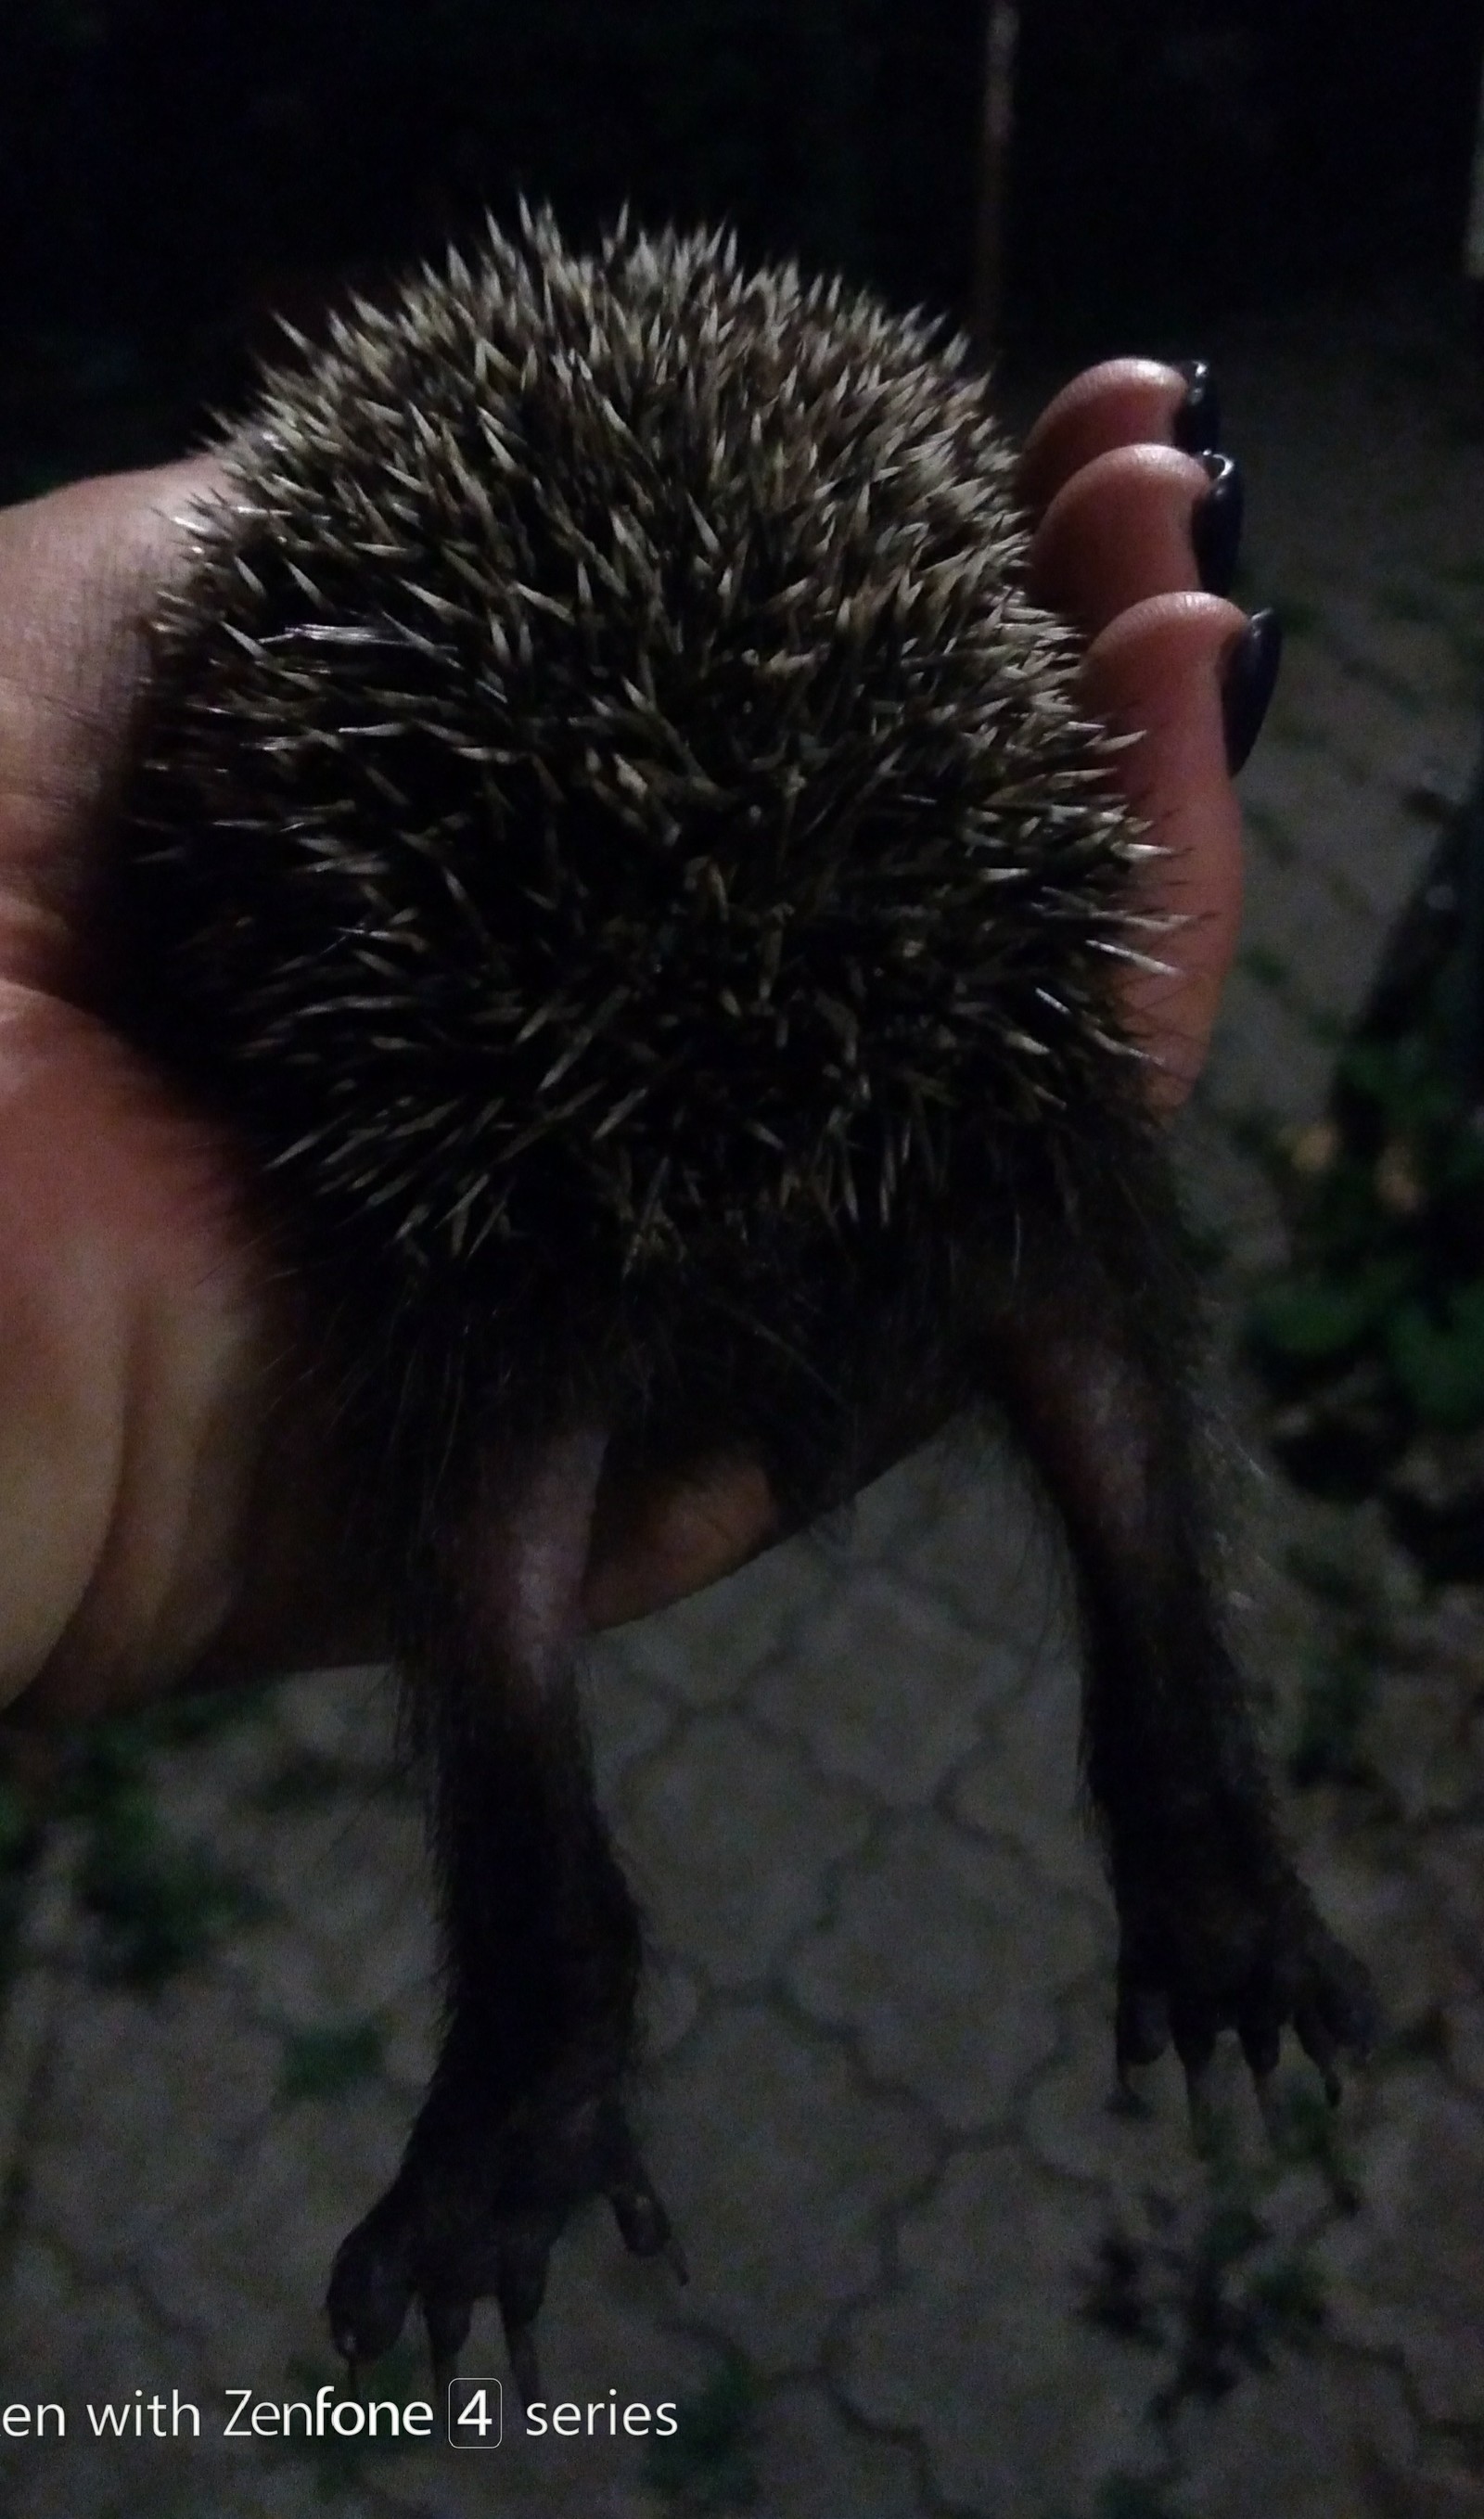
[326,1426,683,2398]
[987,1197,1377,2121]
[326,2074,681,2408]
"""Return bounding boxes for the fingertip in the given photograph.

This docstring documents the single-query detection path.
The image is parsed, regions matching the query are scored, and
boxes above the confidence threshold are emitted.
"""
[1081,589,1252,716]
[1027,441,1212,631]
[583,1453,779,1628]
[1018,358,1193,518]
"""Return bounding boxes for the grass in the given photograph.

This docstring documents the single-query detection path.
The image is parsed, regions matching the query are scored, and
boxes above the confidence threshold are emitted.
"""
[1067,2084,1356,2517]
[1240,799,1299,868]
[1374,579,1450,629]
[642,2355,761,2509]
[60,1695,269,1989]
[277,2019,385,2103]
[250,1749,356,1812]
[0,1781,44,2017]
[78,1792,265,1989]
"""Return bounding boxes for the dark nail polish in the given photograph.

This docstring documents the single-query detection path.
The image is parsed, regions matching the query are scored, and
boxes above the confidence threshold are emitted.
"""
[1192,451,1244,597]
[1171,357,1221,456]
[1222,607,1282,774]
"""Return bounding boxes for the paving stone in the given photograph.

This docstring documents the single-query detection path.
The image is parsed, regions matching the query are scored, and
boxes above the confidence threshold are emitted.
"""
[838,2140,1150,2517]
[219,1798,436,2039]
[133,2083,416,2374]
[1447,1990,1484,2103]
[645,1999,937,2373]
[1305,1855,1469,2060]
[787,1811,1103,2131]
[0,2263,212,2519]
[637,1945,706,2060]
[601,1532,838,1709]
[949,1634,1108,1902]
[583,1645,679,1804]
[749,2379,928,2518]
[26,1980,283,2266]
[1362,1661,1484,1826]
[1413,1822,1484,1956]
[1176,2349,1420,2519]
[1318,2073,1484,2427]
[272,1665,403,1773]
[1370,2460,1484,2519]
[887,1440,1072,1647]
[835,1446,947,1564]
[749,1570,997,1806]
[1018,1972,1211,2201]
[620,1707,873,1988]
[1203,972,1336,1125]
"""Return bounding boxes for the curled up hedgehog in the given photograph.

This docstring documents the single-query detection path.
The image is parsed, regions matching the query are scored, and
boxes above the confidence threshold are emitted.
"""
[101,209,1375,2394]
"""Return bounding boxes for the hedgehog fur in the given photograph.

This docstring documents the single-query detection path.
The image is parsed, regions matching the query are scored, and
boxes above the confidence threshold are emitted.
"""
[102,208,1375,2388]
[111,212,1151,1385]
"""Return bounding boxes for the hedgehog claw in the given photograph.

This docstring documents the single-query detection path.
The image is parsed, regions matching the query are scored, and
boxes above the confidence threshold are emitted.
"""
[1182,2054,1221,2152]
[1113,1850,1375,2142]
[1297,2019,1343,2108]
[503,2323,542,2419]
[1115,1981,1171,2081]
[425,2293,471,2403]
[327,2088,682,2391]
[1252,2068,1285,2149]
[608,2155,686,2280]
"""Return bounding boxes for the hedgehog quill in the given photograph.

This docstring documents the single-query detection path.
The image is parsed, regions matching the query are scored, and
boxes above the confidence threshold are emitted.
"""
[101,210,1375,2394]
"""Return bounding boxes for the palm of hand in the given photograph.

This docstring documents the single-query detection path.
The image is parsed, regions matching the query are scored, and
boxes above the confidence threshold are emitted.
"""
[0,361,1250,1718]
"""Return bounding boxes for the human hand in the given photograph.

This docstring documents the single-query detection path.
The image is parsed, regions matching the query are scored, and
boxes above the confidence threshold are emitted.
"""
[0,357,1273,1715]
[594,359,1273,1616]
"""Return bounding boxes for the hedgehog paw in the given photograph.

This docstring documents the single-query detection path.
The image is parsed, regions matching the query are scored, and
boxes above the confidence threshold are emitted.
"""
[1112,1850,1378,2126]
[326,2087,684,2402]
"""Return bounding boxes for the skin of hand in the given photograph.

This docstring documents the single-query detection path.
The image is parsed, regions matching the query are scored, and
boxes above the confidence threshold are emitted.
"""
[0,358,1250,1718]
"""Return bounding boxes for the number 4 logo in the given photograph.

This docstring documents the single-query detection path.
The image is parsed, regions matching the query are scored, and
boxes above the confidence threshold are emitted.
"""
[447,2377,504,2447]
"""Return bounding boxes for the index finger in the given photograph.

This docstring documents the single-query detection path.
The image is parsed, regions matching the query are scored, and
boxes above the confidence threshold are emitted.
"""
[0,458,224,994]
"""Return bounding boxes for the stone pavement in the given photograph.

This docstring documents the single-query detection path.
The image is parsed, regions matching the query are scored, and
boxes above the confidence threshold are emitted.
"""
[1,278,1483,2518]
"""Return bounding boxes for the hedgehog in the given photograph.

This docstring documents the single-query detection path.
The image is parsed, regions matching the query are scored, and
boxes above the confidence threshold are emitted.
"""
[99,207,1375,2397]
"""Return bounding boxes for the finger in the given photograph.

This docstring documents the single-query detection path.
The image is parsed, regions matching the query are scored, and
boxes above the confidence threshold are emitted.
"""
[0,989,273,1722]
[1028,442,1235,635]
[0,457,226,992]
[1080,591,1260,1106]
[1017,357,1210,521]
[582,1451,778,1629]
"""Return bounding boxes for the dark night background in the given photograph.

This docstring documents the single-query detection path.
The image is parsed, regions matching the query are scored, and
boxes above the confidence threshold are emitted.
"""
[1,0,1481,503]
[2,11,1484,2513]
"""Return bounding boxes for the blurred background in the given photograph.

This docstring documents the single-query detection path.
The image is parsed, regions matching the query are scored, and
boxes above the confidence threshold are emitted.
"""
[1,0,1481,495]
[2,7,1484,2517]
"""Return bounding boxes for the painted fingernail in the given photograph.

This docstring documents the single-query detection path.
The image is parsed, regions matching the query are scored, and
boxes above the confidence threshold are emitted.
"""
[1192,451,1244,597]
[1171,358,1221,456]
[1222,607,1283,773]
